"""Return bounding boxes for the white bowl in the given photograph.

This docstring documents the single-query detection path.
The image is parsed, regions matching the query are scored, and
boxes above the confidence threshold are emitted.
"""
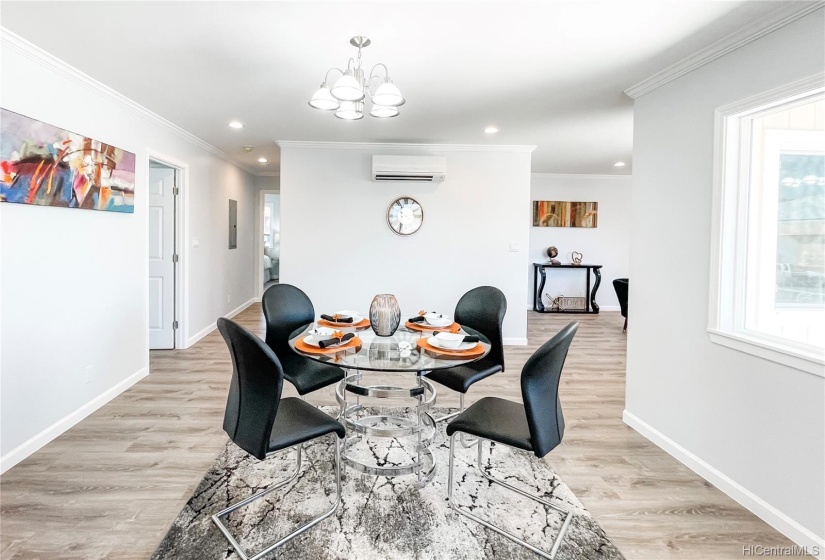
[309,326,336,337]
[424,313,451,327]
[433,332,465,348]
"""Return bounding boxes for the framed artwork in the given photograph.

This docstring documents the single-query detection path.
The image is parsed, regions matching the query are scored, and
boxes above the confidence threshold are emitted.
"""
[0,108,135,213]
[533,201,598,228]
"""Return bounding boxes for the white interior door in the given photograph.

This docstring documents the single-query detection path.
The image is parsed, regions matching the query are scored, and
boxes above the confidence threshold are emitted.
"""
[148,165,176,349]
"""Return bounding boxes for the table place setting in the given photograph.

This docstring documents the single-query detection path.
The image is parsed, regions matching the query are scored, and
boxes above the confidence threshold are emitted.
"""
[416,331,485,359]
[293,327,362,355]
[405,310,461,333]
[318,310,370,329]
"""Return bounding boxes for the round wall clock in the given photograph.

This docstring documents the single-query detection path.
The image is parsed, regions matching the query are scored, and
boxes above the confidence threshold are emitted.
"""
[387,196,423,236]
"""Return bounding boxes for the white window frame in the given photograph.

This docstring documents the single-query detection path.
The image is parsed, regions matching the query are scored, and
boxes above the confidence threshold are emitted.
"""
[708,74,825,378]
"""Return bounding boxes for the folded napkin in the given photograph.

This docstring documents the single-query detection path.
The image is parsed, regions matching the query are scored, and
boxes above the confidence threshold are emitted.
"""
[321,314,354,323]
[318,332,355,349]
[408,316,426,323]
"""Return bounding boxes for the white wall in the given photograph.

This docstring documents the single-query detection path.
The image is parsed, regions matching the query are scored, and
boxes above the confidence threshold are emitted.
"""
[279,143,532,343]
[0,33,257,471]
[626,9,825,553]
[529,174,631,310]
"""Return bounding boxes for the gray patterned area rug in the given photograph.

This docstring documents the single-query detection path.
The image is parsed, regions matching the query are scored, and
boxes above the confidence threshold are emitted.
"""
[152,407,624,560]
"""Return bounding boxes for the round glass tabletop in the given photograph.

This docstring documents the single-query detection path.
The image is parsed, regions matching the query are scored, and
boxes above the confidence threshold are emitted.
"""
[288,322,490,372]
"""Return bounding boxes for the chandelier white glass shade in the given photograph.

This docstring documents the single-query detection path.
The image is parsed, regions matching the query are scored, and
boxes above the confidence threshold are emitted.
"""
[335,101,365,120]
[309,36,405,120]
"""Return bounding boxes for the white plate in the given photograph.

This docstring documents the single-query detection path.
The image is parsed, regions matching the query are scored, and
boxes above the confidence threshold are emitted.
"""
[307,327,336,338]
[427,337,477,352]
[303,334,326,347]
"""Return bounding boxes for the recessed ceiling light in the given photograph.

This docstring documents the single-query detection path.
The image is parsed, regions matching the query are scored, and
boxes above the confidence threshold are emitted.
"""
[484,126,499,134]
[614,161,626,167]
[229,121,244,129]
[258,157,268,164]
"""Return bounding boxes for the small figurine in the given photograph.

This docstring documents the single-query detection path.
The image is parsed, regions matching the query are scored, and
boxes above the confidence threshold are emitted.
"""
[571,251,583,265]
[546,246,561,265]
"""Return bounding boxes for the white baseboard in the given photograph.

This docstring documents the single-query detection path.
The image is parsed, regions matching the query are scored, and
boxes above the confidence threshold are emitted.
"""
[185,298,258,348]
[503,337,528,346]
[623,410,825,559]
[0,366,149,475]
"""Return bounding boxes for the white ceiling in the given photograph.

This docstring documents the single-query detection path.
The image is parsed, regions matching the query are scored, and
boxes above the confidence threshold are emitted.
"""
[0,1,799,174]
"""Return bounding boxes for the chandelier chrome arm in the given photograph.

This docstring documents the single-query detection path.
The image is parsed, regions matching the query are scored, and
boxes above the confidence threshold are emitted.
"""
[369,63,389,81]
[323,67,345,85]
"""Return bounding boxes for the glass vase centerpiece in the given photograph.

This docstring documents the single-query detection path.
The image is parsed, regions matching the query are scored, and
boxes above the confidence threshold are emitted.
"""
[369,294,401,336]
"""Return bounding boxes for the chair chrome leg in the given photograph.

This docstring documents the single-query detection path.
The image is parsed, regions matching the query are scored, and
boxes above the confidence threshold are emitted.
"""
[448,433,573,560]
[458,395,477,448]
[212,436,341,560]
[434,392,465,424]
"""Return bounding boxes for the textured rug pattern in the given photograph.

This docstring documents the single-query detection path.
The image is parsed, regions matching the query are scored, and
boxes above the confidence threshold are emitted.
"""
[152,408,624,560]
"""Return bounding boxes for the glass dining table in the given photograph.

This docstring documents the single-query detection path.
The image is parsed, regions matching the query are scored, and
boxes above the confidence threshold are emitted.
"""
[288,321,491,486]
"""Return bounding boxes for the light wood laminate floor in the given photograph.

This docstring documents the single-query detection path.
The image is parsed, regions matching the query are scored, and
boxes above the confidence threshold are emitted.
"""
[0,307,807,559]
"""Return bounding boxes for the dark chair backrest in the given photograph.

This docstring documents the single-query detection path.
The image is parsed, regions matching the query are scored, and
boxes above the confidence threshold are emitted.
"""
[454,286,507,371]
[262,284,315,358]
[613,278,629,318]
[521,322,578,458]
[217,317,285,460]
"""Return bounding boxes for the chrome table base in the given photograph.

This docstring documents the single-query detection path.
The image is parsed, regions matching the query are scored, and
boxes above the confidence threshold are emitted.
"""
[336,371,437,486]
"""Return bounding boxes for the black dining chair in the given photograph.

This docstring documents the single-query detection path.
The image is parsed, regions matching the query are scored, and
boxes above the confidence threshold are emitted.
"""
[262,283,345,396]
[213,317,345,560]
[612,278,629,333]
[426,286,506,428]
[446,322,579,560]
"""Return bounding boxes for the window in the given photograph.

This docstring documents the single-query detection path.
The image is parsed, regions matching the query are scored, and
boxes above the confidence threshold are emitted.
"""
[710,78,825,376]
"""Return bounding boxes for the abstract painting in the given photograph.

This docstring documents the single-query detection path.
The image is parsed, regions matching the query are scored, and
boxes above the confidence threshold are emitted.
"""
[533,200,598,228]
[1,108,135,213]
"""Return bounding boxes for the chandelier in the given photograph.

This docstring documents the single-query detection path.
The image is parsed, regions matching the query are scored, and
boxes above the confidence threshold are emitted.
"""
[308,36,405,120]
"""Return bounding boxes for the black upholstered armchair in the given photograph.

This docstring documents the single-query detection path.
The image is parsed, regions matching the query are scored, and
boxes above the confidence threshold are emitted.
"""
[612,278,629,333]
[446,322,579,560]
[262,283,345,396]
[213,318,345,559]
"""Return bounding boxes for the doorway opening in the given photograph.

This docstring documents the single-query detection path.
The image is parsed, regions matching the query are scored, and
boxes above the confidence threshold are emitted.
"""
[261,191,280,293]
[148,158,183,349]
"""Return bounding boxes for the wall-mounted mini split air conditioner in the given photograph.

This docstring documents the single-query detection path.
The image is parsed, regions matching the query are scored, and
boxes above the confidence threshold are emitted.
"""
[371,155,446,183]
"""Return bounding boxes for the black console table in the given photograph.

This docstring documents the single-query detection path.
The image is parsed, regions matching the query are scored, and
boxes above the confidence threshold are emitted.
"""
[532,263,603,314]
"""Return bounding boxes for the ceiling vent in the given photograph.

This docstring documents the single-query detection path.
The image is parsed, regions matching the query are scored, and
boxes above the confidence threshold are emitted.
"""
[372,155,446,183]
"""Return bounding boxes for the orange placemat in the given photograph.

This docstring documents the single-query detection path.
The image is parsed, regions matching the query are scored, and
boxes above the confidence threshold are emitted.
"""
[405,320,460,333]
[318,318,370,329]
[416,338,485,360]
[294,336,362,355]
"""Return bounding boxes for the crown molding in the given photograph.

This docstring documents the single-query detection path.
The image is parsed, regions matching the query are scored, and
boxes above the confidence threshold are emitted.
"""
[531,172,631,180]
[1,28,257,175]
[625,2,824,99]
[276,140,537,153]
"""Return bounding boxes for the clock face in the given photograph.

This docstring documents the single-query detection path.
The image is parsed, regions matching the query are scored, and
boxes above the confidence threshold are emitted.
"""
[387,196,423,236]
